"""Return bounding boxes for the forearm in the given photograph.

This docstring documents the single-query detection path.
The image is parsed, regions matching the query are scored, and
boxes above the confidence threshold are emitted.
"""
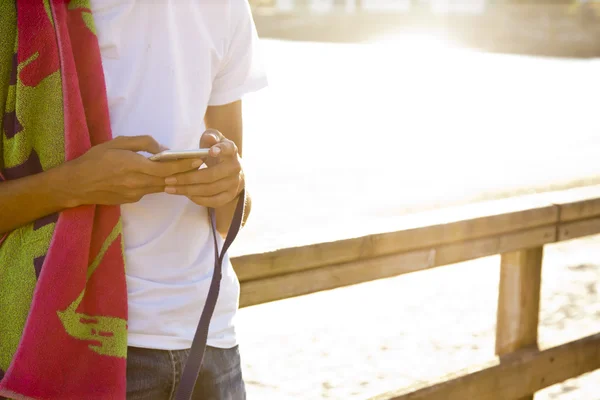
[215,190,251,236]
[0,165,74,235]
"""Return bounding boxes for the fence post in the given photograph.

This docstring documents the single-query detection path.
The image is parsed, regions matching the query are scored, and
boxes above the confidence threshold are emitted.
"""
[496,247,544,400]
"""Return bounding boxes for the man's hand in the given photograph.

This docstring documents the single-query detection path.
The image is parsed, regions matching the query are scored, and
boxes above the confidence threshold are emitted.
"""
[66,135,202,207]
[163,129,245,208]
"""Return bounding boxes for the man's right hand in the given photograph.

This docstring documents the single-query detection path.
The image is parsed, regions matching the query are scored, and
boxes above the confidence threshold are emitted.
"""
[64,135,202,207]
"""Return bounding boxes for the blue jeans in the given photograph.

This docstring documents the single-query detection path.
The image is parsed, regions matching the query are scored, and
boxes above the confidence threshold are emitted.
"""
[126,346,246,400]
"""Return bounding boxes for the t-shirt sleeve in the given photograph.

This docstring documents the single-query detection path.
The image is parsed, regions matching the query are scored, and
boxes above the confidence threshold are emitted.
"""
[208,0,268,106]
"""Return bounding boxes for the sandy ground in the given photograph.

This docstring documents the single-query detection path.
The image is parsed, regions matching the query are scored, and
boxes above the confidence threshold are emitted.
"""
[228,37,600,399]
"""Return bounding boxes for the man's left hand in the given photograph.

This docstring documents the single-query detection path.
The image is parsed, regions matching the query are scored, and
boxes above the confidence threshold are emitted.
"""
[164,129,244,208]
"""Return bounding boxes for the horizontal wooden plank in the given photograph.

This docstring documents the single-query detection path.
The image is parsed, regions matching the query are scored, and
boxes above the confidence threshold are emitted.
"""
[234,196,557,282]
[558,217,600,241]
[240,249,435,308]
[239,225,556,308]
[372,333,600,400]
[434,226,555,267]
[544,184,600,222]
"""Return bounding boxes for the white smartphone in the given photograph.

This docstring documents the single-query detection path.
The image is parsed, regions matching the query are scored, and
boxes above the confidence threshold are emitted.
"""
[149,149,210,162]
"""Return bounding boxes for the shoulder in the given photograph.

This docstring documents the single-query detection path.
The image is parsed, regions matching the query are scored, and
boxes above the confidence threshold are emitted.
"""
[218,0,254,33]
[199,0,252,22]
[224,0,252,14]
[194,0,254,40]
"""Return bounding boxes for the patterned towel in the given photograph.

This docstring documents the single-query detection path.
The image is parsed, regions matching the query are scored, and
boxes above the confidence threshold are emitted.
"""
[0,1,128,399]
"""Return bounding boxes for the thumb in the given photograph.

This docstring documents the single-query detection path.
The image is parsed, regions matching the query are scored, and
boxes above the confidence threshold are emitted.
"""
[199,129,222,149]
[105,135,167,154]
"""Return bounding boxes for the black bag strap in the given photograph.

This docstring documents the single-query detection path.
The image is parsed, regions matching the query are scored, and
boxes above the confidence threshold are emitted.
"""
[174,189,246,400]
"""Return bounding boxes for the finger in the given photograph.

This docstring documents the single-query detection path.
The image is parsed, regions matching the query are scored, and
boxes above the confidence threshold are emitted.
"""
[188,191,237,209]
[117,186,166,204]
[165,176,240,197]
[164,160,240,185]
[122,173,166,189]
[105,135,167,154]
[199,129,223,149]
[204,140,237,169]
[210,139,237,159]
[139,158,204,177]
[134,186,167,197]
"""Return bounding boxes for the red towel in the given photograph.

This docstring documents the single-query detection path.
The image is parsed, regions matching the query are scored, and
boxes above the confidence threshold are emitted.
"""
[0,1,128,398]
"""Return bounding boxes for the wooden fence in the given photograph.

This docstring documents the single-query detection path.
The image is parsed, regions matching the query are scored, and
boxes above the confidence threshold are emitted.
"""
[232,184,600,399]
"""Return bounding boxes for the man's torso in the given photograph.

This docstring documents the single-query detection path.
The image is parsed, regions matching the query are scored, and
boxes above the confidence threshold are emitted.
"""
[92,0,242,350]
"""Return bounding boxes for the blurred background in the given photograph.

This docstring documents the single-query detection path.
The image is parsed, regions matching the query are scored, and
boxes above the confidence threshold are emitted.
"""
[233,1,600,399]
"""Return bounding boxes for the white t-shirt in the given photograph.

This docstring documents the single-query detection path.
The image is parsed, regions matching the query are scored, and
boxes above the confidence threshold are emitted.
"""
[91,0,267,350]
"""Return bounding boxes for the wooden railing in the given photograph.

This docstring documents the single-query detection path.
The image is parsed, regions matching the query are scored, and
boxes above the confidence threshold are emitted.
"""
[232,184,600,399]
